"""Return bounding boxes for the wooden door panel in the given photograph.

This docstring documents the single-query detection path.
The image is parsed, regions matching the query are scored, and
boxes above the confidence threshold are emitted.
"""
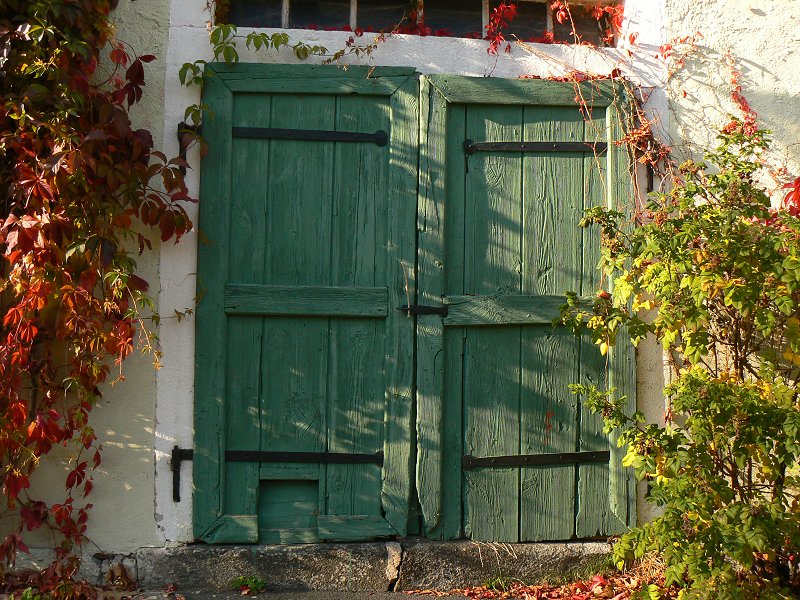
[195,65,418,543]
[420,79,634,543]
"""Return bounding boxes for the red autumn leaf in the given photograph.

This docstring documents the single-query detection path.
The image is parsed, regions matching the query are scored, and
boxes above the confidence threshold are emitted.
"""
[110,46,129,66]
[783,176,800,216]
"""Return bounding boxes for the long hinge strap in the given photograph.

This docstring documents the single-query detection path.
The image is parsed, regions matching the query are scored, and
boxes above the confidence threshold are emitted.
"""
[233,127,388,146]
[462,450,610,470]
[463,140,608,155]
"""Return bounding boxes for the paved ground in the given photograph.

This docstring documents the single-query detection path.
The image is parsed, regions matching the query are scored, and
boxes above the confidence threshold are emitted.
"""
[141,594,467,600]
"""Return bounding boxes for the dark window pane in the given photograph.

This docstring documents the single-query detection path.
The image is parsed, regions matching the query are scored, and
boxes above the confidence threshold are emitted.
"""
[228,0,282,27]
[422,0,483,37]
[494,1,547,42]
[357,0,408,31]
[290,0,351,28]
[554,8,607,45]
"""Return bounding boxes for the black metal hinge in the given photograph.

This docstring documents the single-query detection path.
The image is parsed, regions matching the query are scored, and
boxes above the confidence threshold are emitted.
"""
[176,122,202,175]
[169,446,383,502]
[464,140,608,155]
[397,304,449,317]
[232,127,388,147]
[170,445,194,502]
[462,450,610,470]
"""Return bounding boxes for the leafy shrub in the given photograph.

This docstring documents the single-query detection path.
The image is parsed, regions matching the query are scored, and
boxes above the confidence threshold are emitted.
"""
[563,120,800,598]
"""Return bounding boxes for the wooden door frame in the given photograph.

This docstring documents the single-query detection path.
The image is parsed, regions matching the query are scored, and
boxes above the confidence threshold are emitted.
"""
[194,63,419,542]
[415,75,636,540]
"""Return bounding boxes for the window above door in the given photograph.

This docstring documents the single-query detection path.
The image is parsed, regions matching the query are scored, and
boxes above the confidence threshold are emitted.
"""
[224,0,620,45]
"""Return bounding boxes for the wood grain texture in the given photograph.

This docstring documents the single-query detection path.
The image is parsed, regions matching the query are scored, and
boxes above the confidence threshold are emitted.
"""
[194,73,234,540]
[607,100,636,532]
[461,104,523,542]
[518,105,584,541]
[222,92,271,528]
[317,515,392,541]
[443,294,572,326]
[439,101,468,541]
[576,112,613,537]
[380,73,418,536]
[427,76,618,108]
[200,515,259,543]
[258,92,334,544]
[224,284,389,317]
[325,93,389,523]
[415,79,447,538]
[258,480,319,544]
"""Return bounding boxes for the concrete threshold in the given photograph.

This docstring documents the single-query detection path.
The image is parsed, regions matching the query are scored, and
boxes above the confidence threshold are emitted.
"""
[127,539,611,594]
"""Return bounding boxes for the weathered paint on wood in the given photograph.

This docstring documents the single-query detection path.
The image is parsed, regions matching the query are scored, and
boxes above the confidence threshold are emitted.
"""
[201,515,259,544]
[519,106,584,541]
[607,100,637,532]
[417,75,634,543]
[224,284,389,317]
[194,72,234,540]
[221,91,272,533]
[379,73,418,537]
[317,515,393,541]
[427,75,619,108]
[415,79,448,539]
[443,294,576,326]
[258,480,319,544]
[325,92,389,524]
[460,103,523,542]
[196,68,634,545]
[196,65,418,544]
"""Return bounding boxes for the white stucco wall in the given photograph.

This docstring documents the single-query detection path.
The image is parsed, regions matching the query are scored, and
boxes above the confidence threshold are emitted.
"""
[662,0,800,177]
[22,0,798,556]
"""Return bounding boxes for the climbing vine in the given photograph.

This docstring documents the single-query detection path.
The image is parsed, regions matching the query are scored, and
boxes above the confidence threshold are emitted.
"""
[0,0,191,592]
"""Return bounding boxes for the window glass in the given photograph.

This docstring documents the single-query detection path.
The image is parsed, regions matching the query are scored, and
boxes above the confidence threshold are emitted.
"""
[228,0,282,27]
[290,0,351,29]
[422,0,483,37]
[357,0,408,31]
[493,1,547,42]
[553,7,607,45]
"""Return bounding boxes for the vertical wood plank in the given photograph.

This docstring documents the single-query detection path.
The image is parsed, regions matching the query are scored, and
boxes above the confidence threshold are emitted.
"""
[259,94,335,542]
[223,92,271,522]
[607,99,636,531]
[576,113,614,537]
[519,106,584,541]
[381,73,419,536]
[440,101,467,540]
[461,104,523,542]
[325,93,389,519]
[194,70,234,539]
[415,77,447,538]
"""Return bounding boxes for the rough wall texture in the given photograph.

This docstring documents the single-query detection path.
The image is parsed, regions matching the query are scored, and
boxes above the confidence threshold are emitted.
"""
[21,0,799,556]
[57,0,170,554]
[663,0,800,176]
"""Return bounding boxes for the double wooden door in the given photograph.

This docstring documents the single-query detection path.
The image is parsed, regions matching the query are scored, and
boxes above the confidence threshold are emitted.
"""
[194,65,634,545]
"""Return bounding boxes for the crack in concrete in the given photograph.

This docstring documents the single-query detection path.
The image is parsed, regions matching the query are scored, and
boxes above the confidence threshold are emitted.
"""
[385,542,403,591]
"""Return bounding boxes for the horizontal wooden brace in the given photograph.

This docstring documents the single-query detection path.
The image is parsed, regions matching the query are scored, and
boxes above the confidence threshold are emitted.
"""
[464,140,608,155]
[233,127,387,146]
[225,284,388,318]
[226,450,384,465]
[462,450,610,470]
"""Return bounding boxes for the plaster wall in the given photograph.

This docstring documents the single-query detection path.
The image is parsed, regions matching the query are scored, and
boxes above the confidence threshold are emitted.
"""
[19,0,172,556]
[30,0,799,554]
[662,0,800,177]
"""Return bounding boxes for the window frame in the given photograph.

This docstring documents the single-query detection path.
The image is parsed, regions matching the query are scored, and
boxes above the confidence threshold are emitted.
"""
[262,0,615,42]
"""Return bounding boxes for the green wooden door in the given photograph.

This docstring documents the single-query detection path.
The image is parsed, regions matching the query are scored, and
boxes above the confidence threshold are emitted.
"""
[416,76,635,542]
[194,64,418,543]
